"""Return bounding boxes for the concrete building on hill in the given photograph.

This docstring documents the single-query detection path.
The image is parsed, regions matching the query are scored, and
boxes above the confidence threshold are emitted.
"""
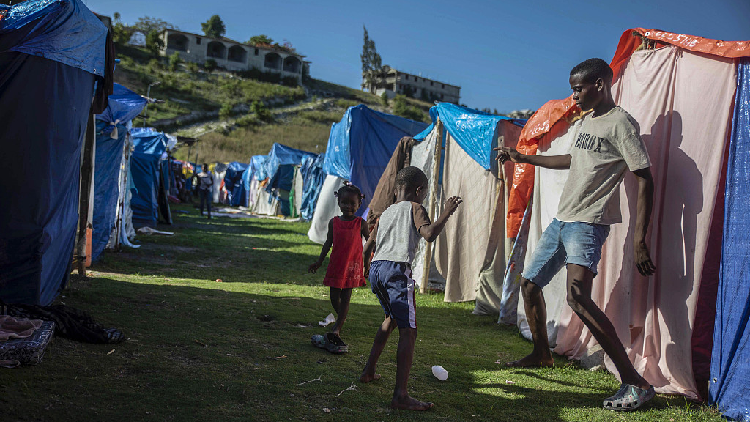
[160,29,308,82]
[363,68,461,104]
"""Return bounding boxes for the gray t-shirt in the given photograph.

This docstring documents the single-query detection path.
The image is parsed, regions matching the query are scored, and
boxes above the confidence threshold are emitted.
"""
[372,201,431,264]
[556,106,651,225]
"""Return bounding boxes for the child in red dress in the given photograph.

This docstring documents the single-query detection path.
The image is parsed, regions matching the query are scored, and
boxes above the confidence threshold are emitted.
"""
[308,183,369,353]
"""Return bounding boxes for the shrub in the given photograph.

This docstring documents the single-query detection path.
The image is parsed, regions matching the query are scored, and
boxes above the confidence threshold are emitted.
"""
[148,58,162,73]
[168,52,182,71]
[252,101,273,123]
[219,103,233,121]
[393,95,426,122]
[381,91,389,106]
[235,115,259,128]
[204,59,217,73]
[186,62,199,73]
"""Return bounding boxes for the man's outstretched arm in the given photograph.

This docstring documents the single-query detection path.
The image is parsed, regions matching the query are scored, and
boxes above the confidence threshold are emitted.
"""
[495,147,571,169]
[633,167,656,276]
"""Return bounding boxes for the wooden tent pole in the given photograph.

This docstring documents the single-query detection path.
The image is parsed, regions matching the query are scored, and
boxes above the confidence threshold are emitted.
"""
[420,119,443,293]
[76,110,96,276]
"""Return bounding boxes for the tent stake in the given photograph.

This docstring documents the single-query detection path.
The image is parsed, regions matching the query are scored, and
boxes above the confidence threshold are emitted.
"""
[421,119,443,293]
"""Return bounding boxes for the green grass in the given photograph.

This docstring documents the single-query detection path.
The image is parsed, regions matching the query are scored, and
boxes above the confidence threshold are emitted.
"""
[0,204,723,421]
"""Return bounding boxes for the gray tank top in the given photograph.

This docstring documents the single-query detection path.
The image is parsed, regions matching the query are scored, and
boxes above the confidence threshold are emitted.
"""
[372,201,422,264]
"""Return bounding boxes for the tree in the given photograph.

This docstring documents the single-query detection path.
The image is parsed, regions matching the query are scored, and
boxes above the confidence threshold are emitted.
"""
[133,16,174,35]
[146,30,164,58]
[201,15,226,38]
[248,34,274,45]
[381,91,389,106]
[360,26,384,93]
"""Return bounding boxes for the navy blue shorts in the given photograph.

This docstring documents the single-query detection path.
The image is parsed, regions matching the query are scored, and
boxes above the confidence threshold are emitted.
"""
[369,260,416,329]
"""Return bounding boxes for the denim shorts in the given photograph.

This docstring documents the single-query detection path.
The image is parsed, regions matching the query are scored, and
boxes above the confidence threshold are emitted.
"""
[369,260,416,329]
[521,218,610,288]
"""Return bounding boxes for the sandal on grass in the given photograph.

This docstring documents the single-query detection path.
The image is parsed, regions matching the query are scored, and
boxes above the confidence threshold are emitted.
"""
[603,384,655,411]
[311,334,326,349]
[325,333,348,354]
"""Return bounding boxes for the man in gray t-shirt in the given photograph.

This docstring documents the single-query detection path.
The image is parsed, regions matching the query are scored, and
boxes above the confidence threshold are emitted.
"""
[498,58,657,411]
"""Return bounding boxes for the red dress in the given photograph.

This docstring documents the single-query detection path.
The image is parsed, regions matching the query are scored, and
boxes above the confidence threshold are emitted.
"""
[324,216,366,289]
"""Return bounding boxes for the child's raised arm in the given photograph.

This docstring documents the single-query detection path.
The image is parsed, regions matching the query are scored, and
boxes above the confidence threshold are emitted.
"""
[417,196,462,242]
[308,218,334,273]
[363,220,378,278]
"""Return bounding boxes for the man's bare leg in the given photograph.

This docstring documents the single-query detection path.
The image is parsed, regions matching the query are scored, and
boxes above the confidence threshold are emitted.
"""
[566,264,649,389]
[507,278,554,367]
[360,317,396,383]
[391,327,433,410]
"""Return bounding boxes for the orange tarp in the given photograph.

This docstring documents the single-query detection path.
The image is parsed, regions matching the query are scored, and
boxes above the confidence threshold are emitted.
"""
[506,28,750,237]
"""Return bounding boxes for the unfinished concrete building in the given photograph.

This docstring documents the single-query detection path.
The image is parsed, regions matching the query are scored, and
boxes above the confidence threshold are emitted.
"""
[363,68,461,103]
[160,29,307,82]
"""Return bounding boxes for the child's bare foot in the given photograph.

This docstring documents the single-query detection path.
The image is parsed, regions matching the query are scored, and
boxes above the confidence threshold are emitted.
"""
[506,353,554,368]
[391,396,434,411]
[359,372,381,383]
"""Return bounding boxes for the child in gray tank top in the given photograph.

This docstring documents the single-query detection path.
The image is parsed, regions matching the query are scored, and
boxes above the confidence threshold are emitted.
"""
[360,166,461,411]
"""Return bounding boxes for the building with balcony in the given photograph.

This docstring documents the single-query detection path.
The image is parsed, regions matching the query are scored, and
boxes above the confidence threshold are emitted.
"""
[363,68,460,104]
[160,29,307,82]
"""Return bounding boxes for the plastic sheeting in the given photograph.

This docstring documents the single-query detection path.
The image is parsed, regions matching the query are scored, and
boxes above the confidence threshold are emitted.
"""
[95,83,147,128]
[224,161,249,207]
[710,59,750,421]
[506,28,750,238]
[0,0,106,77]
[91,122,127,262]
[414,103,522,170]
[551,46,736,398]
[300,154,326,221]
[0,2,100,305]
[322,105,427,215]
[307,175,345,244]
[130,128,168,228]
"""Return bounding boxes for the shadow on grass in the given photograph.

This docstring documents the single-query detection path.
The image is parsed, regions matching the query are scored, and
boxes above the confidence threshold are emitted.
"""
[20,274,650,422]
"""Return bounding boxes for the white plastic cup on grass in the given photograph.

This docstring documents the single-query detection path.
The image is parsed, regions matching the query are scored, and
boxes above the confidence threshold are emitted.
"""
[431,365,448,381]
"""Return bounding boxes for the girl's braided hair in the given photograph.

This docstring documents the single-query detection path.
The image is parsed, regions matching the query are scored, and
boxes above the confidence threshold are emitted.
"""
[334,181,365,201]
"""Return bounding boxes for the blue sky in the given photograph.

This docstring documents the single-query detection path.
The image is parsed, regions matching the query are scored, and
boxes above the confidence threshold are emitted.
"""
[83,0,749,113]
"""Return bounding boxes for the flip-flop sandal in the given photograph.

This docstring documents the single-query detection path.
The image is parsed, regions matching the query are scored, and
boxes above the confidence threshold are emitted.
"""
[311,334,326,349]
[325,333,348,354]
[603,384,655,411]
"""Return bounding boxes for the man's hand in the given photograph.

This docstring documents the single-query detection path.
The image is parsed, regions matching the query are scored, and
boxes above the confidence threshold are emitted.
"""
[444,196,463,215]
[635,241,656,276]
[308,261,322,273]
[364,262,371,279]
[494,146,523,164]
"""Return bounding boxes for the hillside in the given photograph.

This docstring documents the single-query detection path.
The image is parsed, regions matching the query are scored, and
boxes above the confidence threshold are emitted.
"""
[114,45,433,163]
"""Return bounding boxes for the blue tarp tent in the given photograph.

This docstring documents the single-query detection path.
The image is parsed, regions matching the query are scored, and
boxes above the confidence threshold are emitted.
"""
[224,162,249,207]
[414,103,526,169]
[130,128,168,228]
[0,0,106,305]
[300,154,326,221]
[91,84,147,262]
[710,59,750,421]
[322,105,428,215]
[239,155,269,208]
[264,143,316,216]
